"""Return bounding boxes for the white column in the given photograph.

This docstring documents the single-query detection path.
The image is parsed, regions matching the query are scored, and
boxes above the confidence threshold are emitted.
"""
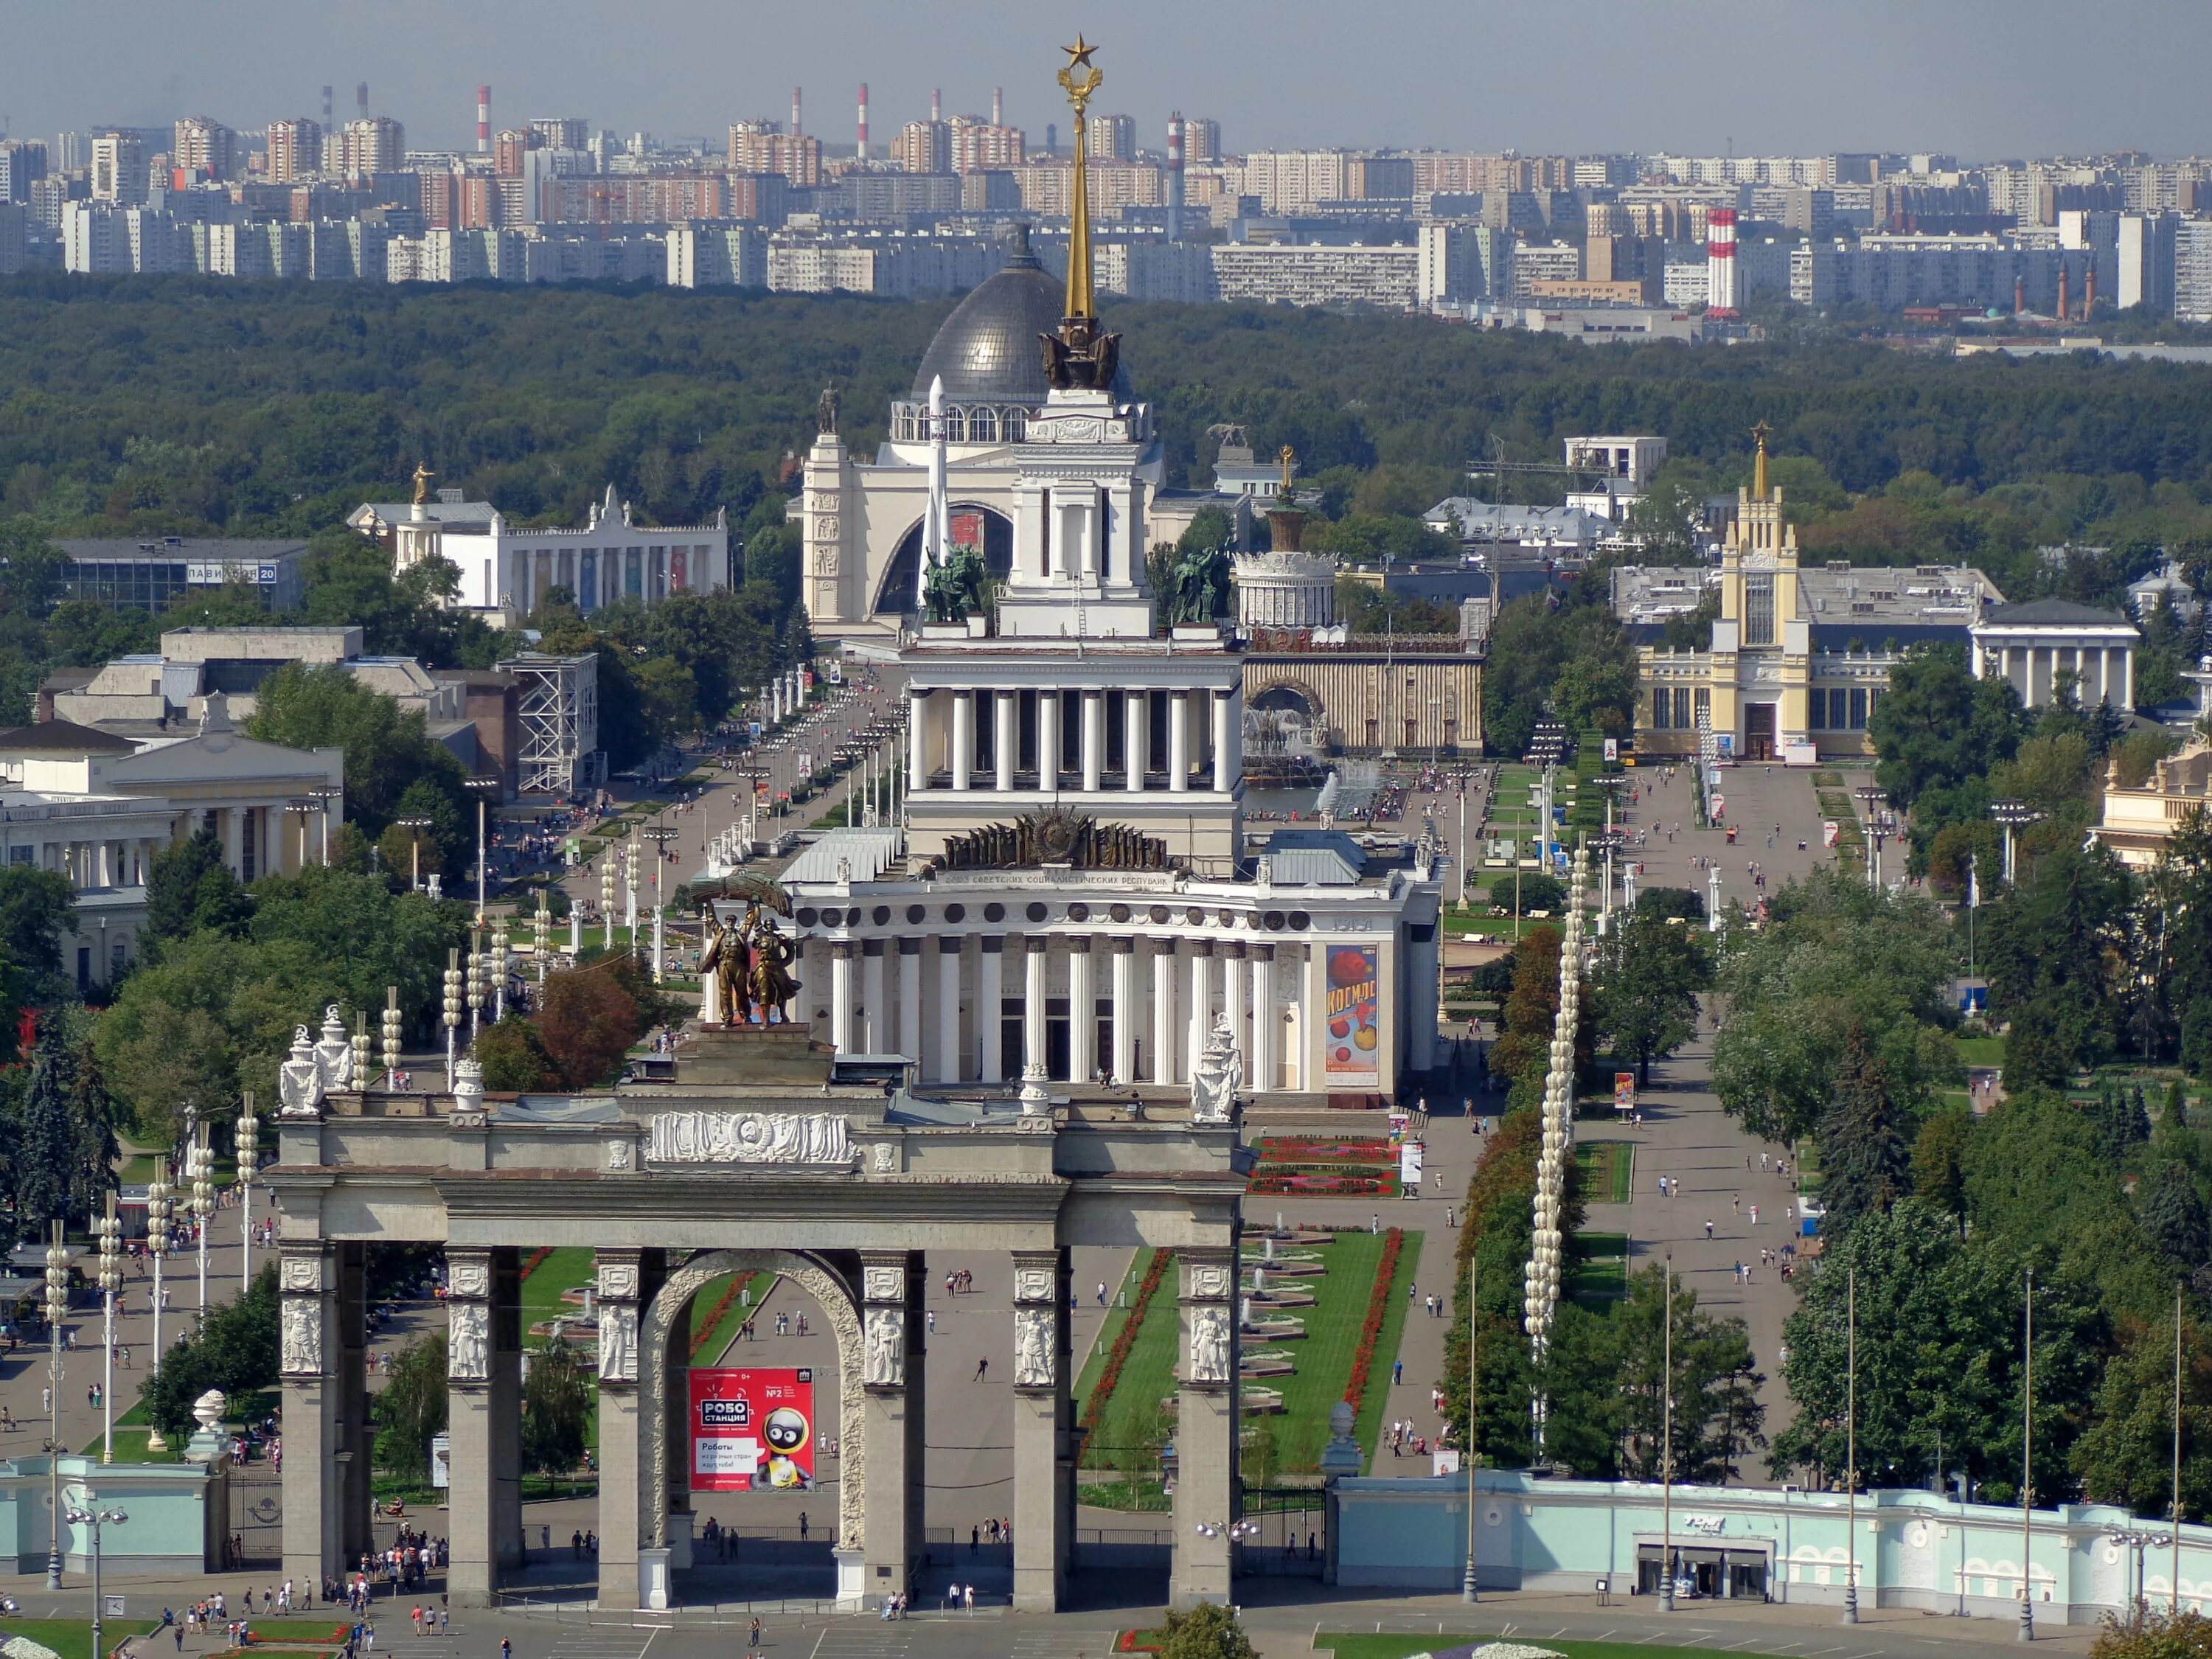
[1211,689,1233,793]
[1038,692,1060,789]
[1221,943,1246,1069]
[995,691,1017,792]
[830,942,855,1054]
[898,939,923,1062]
[1110,939,1137,1085]
[1150,940,1177,1085]
[906,689,928,789]
[222,807,243,876]
[1186,942,1215,1082]
[862,941,887,1051]
[978,939,1004,1084]
[933,936,963,1083]
[95,841,112,888]
[1124,690,1148,790]
[1169,692,1190,793]
[1250,944,1276,1093]
[2123,644,2134,709]
[1023,936,1049,1077]
[1080,690,1103,793]
[951,690,974,791]
[1068,939,1096,1083]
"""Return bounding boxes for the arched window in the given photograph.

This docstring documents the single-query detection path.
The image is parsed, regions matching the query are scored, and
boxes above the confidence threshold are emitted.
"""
[945,407,967,444]
[1004,408,1026,442]
[970,407,998,443]
[896,408,917,441]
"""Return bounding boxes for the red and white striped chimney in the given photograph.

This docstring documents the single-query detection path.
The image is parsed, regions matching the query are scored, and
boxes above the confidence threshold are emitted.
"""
[856,83,869,160]
[1705,206,1740,319]
[992,86,1004,126]
[931,88,942,123]
[476,86,491,153]
[791,86,802,138]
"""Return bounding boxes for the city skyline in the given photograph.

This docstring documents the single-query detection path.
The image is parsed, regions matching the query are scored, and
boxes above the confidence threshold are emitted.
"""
[5,0,2210,161]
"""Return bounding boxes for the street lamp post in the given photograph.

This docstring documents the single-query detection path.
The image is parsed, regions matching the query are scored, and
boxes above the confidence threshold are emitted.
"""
[532,890,552,990]
[394,815,434,892]
[42,1220,68,1590]
[1854,787,1888,891]
[490,928,510,1021]
[62,1494,129,1658]
[285,799,317,874]
[1992,799,2038,887]
[1660,1252,1675,1613]
[308,786,342,863]
[188,1122,213,1326]
[144,1158,171,1447]
[1843,1265,1860,1623]
[465,928,486,1043]
[236,1092,260,1288]
[644,824,680,983]
[380,985,403,1091]
[600,858,617,953]
[96,1194,122,1467]
[623,839,639,950]
[2021,1265,2036,1643]
[464,776,501,926]
[1461,1219,1481,1602]
[442,950,464,1088]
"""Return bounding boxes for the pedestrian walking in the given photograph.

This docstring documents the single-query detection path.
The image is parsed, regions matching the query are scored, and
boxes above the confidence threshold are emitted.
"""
[974,1357,988,1382]
[1704,1218,1714,1239]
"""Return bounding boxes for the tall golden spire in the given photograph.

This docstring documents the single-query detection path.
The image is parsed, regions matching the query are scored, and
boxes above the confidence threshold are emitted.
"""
[1750,420,1773,500]
[1057,35,1102,324]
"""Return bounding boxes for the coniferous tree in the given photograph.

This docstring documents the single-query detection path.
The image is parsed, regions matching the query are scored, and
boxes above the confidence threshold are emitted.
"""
[15,1023,77,1225]
[2142,1164,2212,1270]
[66,1037,120,1226]
[1819,1023,1912,1234]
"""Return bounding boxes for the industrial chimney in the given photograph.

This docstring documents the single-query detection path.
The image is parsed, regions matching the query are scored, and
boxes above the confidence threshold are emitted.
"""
[791,87,802,138]
[2084,263,2097,319]
[992,86,1004,127]
[2014,274,2025,316]
[856,83,869,161]
[931,88,942,123]
[1705,207,1740,319]
[2056,265,2070,324]
[321,85,333,129]
[477,86,491,153]
[1167,111,1186,240]
[356,82,369,119]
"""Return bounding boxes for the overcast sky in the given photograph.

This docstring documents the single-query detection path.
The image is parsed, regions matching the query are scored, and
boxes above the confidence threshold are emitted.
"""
[3,0,2199,161]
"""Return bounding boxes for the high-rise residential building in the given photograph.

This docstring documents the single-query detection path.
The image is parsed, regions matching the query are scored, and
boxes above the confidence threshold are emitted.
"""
[1239,150,1351,215]
[267,119,324,184]
[336,116,406,180]
[1182,116,1222,164]
[0,139,47,204]
[2174,220,2212,323]
[91,131,149,205]
[531,117,591,153]
[728,122,821,187]
[2117,211,2179,313]
[494,128,541,179]
[1010,159,1164,218]
[173,116,240,182]
[53,131,85,173]
[0,202,24,275]
[1087,113,1136,161]
[893,119,951,175]
[1346,156,1413,200]
[949,116,1023,173]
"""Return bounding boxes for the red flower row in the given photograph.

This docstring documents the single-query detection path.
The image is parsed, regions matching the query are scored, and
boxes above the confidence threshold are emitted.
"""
[1082,1248,1175,1442]
[687,1270,756,1361]
[1342,1228,1405,1425]
[1249,1172,1399,1196]
[520,1246,554,1279]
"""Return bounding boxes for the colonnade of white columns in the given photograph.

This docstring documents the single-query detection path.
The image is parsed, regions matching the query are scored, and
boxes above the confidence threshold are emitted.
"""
[903,685,1240,794]
[813,930,1303,1092]
[1977,637,2135,710]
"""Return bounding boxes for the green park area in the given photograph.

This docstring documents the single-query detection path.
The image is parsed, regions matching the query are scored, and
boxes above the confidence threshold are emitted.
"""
[1075,1229,1419,1507]
[0,1622,167,1659]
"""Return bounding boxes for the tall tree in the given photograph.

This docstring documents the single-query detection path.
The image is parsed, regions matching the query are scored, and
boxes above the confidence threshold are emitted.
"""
[1868,644,2028,809]
[1594,908,1708,1086]
[519,1340,594,1482]
[1614,1264,1765,1484]
[0,866,77,986]
[143,829,251,949]
[2140,1164,2211,1270]
[373,1335,450,1485]
[1819,1023,1912,1236]
[14,1022,77,1225]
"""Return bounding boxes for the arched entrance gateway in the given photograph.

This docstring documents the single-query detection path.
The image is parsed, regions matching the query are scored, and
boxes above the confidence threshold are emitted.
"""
[265,1023,1240,1612]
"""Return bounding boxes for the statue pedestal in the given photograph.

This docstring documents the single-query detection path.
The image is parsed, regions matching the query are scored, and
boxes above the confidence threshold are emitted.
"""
[675,1024,831,1087]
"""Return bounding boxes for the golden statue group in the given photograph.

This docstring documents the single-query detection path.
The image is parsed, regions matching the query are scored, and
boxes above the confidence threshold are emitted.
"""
[697,903,803,1025]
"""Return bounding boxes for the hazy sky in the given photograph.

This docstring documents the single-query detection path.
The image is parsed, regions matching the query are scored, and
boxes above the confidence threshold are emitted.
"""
[3,0,2200,161]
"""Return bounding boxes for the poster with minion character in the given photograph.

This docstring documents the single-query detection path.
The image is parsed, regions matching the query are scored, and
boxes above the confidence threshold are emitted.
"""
[689,1367,816,1492]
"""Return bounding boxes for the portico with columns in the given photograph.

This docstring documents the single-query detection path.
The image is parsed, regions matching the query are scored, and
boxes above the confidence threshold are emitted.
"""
[1970,598,2140,711]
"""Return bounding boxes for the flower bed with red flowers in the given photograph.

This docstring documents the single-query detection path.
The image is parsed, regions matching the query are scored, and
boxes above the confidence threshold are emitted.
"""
[1256,1135,1394,1165]
[1342,1226,1405,1419]
[687,1270,759,1360]
[520,1246,554,1278]
[1080,1248,1174,1448]
[1113,1631,1165,1653]
[1248,1169,1399,1197]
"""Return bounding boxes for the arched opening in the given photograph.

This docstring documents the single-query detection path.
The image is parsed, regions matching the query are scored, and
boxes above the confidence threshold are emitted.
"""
[639,1249,864,1607]
[874,504,1015,616]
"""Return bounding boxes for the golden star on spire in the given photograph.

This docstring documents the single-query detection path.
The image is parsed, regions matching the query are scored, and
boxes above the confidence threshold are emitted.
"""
[1062,35,1096,70]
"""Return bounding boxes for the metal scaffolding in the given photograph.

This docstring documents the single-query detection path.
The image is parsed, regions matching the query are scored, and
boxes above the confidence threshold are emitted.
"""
[498,651,602,796]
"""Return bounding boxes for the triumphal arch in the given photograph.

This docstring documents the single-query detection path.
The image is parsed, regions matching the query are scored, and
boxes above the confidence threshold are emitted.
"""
[265,1015,1243,1612]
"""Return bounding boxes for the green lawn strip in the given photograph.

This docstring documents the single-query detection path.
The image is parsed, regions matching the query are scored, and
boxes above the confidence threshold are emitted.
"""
[80,1426,181,1464]
[1955,1034,2006,1069]
[689,1270,775,1362]
[1310,1230,1416,1478]
[1,1621,163,1659]
[1076,1250,1180,1489]
[1573,1140,1635,1204]
[1320,1638,1789,1659]
[518,1246,595,1342]
[1074,1258,1149,1406]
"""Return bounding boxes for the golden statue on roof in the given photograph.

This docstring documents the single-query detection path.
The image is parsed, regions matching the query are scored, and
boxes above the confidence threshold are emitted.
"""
[411,462,436,507]
[1279,445,1298,497]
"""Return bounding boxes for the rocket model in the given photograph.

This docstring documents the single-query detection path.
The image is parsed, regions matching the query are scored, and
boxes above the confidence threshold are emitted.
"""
[913,374,951,608]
